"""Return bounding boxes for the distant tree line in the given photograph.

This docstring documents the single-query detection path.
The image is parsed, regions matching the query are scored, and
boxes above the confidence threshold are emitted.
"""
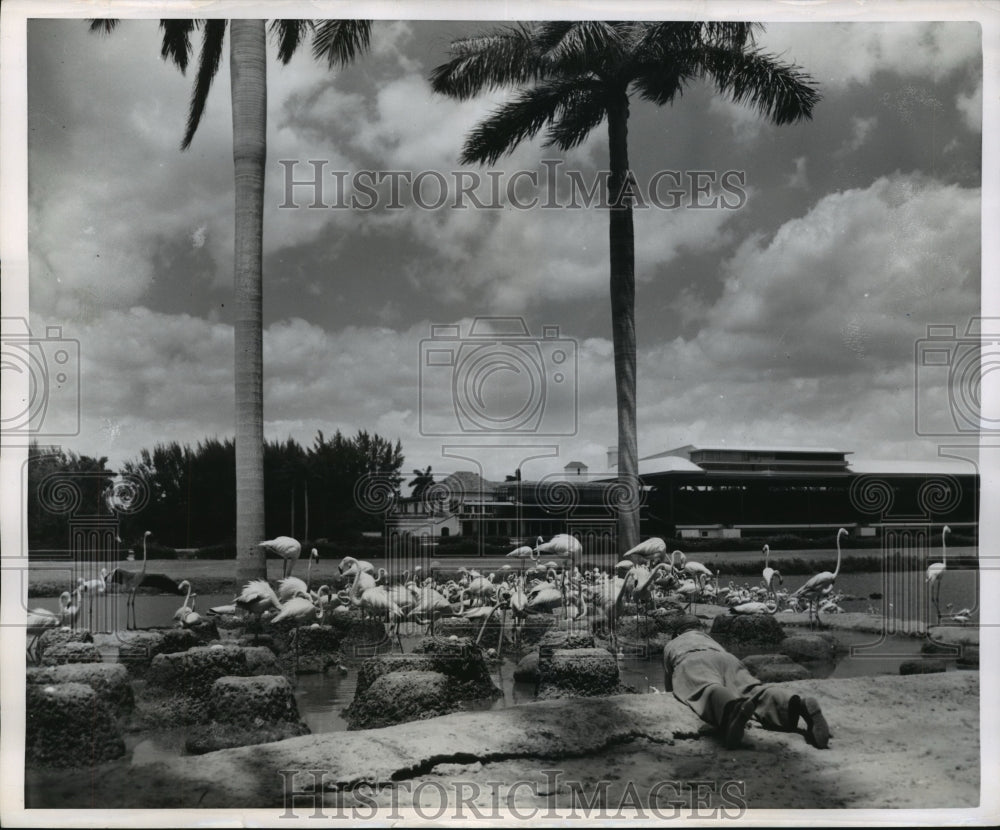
[27,431,404,552]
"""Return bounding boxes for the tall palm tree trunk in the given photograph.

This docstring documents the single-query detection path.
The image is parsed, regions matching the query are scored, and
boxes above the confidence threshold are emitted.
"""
[607,91,640,553]
[231,19,267,583]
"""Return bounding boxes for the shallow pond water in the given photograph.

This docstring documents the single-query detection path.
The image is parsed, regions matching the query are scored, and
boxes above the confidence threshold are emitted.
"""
[24,568,978,767]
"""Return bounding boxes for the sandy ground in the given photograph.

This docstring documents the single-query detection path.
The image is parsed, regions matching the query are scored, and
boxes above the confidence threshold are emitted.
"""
[24,670,981,814]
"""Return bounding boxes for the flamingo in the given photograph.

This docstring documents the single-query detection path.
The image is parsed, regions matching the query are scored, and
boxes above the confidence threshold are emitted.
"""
[622,537,667,564]
[269,592,323,669]
[632,562,671,606]
[534,533,583,559]
[79,568,108,595]
[505,544,536,559]
[106,531,183,629]
[683,559,713,585]
[729,599,778,615]
[338,555,375,576]
[351,584,406,650]
[26,592,74,663]
[258,536,302,579]
[672,578,701,611]
[234,579,283,643]
[173,580,201,627]
[407,581,458,634]
[791,528,847,628]
[762,544,783,599]
[270,593,322,626]
[525,582,563,615]
[278,547,320,602]
[926,526,950,623]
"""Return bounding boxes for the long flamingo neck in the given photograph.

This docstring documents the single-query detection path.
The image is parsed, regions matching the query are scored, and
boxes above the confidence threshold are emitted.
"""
[833,534,843,578]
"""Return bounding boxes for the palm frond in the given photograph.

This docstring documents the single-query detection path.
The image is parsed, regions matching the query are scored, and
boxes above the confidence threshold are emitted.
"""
[536,20,630,77]
[311,19,372,68]
[88,19,118,34]
[700,46,821,125]
[159,20,197,73]
[544,83,608,151]
[697,22,761,50]
[181,19,226,150]
[460,78,602,165]
[430,24,543,99]
[629,60,691,106]
[636,22,757,64]
[270,20,310,64]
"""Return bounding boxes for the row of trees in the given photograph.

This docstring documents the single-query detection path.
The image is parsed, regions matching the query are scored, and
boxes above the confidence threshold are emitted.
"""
[89,19,819,579]
[28,431,404,552]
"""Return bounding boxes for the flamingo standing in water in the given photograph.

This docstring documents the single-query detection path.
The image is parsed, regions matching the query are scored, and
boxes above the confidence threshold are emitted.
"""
[791,528,847,628]
[106,531,183,630]
[173,580,201,627]
[269,591,323,670]
[926,526,950,623]
[234,579,283,643]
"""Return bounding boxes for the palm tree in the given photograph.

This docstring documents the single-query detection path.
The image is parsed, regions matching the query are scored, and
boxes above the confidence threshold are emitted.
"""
[409,465,435,498]
[90,19,371,584]
[431,22,819,551]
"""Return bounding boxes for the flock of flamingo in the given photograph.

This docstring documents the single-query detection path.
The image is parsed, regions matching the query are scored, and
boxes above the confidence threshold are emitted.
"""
[26,525,969,665]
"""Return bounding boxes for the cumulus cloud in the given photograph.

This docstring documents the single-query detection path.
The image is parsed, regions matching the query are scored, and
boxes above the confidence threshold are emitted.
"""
[760,21,981,90]
[956,79,982,132]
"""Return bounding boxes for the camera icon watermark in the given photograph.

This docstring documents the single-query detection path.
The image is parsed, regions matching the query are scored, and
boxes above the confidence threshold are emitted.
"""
[914,317,1000,436]
[1,317,80,442]
[419,317,577,436]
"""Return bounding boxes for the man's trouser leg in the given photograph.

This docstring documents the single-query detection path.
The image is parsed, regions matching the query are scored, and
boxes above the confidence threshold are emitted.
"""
[672,651,761,727]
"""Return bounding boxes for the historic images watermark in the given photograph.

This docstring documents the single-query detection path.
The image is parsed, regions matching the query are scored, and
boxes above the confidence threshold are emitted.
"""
[914,317,1000,438]
[277,768,748,820]
[419,317,578,438]
[278,159,748,211]
[0,316,80,445]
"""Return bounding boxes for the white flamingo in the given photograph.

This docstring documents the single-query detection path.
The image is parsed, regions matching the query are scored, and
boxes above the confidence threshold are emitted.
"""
[258,536,302,579]
[791,528,847,627]
[173,580,201,627]
[505,544,536,559]
[730,599,778,615]
[622,537,667,564]
[234,579,283,642]
[26,593,72,663]
[534,533,583,559]
[278,547,320,602]
[926,526,950,622]
[762,544,783,599]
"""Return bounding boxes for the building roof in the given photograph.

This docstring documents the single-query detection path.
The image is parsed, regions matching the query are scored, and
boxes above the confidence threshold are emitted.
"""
[639,455,704,474]
[848,459,977,475]
[440,471,502,497]
[645,444,851,459]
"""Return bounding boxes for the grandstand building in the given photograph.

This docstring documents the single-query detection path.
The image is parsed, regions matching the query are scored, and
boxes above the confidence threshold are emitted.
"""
[385,445,978,543]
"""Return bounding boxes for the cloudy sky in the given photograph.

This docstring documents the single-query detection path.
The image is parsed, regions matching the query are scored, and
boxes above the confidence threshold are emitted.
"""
[15,4,988,485]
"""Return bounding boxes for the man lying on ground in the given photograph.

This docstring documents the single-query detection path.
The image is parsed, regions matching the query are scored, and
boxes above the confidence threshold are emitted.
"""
[662,618,830,749]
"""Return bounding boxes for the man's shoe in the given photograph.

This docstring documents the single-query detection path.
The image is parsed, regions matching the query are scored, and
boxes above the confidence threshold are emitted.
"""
[722,697,756,749]
[792,695,830,749]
